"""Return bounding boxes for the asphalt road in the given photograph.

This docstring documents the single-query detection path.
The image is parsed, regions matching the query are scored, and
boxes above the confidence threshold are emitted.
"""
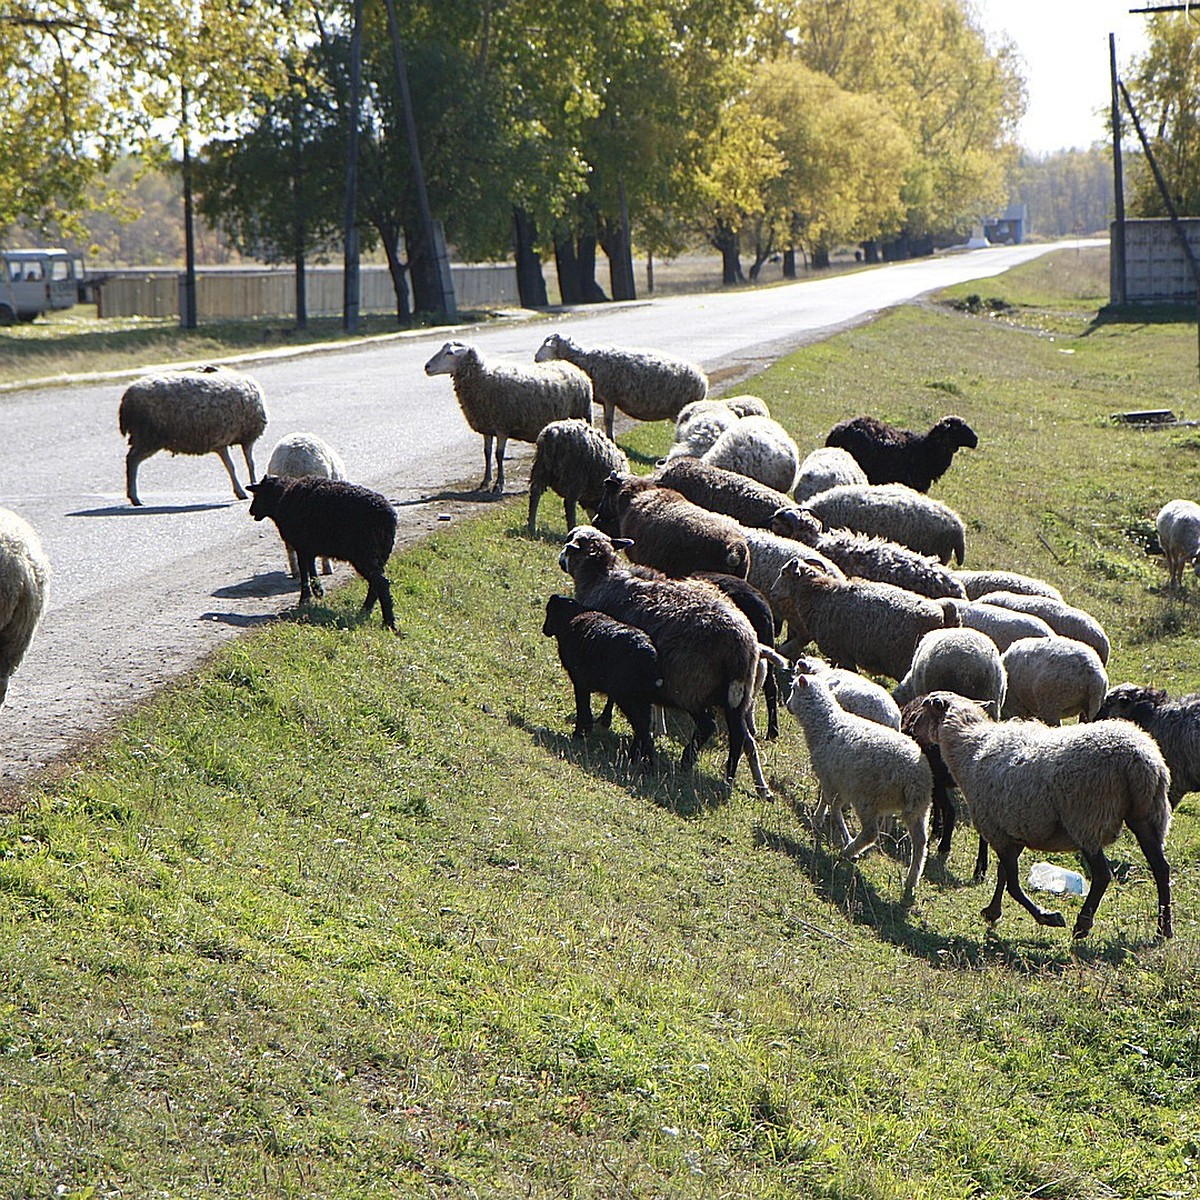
[0,240,1096,790]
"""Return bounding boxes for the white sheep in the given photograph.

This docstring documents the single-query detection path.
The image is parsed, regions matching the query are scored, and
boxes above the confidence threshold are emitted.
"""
[700,415,801,495]
[791,655,901,729]
[667,396,769,460]
[793,447,868,503]
[739,526,845,630]
[0,507,50,707]
[527,419,629,535]
[1000,635,1108,725]
[265,432,347,578]
[425,340,593,494]
[1156,499,1200,589]
[947,598,1056,653]
[976,590,1110,665]
[893,627,1007,717]
[534,333,706,439]
[908,692,1173,939]
[801,482,966,565]
[786,671,933,906]
[953,569,1063,603]
[118,365,268,506]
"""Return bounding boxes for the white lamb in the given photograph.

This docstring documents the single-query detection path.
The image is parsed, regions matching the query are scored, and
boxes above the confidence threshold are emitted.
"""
[793,447,868,503]
[0,507,50,707]
[1156,499,1200,590]
[265,432,348,578]
[701,416,801,495]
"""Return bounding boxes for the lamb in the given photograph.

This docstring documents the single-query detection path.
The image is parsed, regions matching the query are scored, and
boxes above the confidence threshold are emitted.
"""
[953,569,1063,603]
[770,507,966,600]
[594,474,750,579]
[1095,683,1200,808]
[534,333,706,440]
[247,476,398,632]
[825,414,978,492]
[1001,635,1109,725]
[118,364,268,506]
[653,457,794,528]
[558,525,779,795]
[801,483,967,565]
[265,431,348,578]
[949,598,1056,653]
[769,559,960,682]
[700,415,801,495]
[976,591,1110,665]
[542,594,662,763]
[791,655,901,729]
[1155,499,1200,589]
[0,507,50,707]
[793,446,869,503]
[527,419,629,535]
[908,692,1173,939]
[786,670,933,906]
[667,396,769,460]
[424,340,593,494]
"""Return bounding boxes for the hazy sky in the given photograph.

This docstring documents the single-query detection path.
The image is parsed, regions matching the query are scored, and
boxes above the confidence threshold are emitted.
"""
[971,0,1157,155]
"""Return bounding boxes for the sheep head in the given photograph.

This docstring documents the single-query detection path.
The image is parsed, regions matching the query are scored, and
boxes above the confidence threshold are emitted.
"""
[558,525,634,587]
[1095,682,1169,724]
[424,341,473,377]
[247,475,287,521]
[770,507,822,544]
[909,690,991,749]
[535,333,576,363]
[932,416,979,450]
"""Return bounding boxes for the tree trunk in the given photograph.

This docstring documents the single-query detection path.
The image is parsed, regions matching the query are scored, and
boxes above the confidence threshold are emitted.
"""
[861,240,880,264]
[554,234,584,305]
[603,180,637,301]
[577,233,608,302]
[782,247,796,279]
[711,220,744,285]
[373,218,411,322]
[407,220,444,313]
[511,206,548,307]
[294,251,308,329]
[812,244,831,270]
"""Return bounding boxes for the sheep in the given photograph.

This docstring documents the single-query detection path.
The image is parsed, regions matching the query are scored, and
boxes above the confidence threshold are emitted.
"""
[700,415,801,495]
[424,340,593,494]
[791,655,901,729]
[653,457,794,529]
[975,590,1110,665]
[825,414,978,492]
[594,475,750,579]
[667,396,768,460]
[0,507,50,707]
[739,526,846,635]
[948,598,1056,654]
[527,419,629,535]
[908,691,1173,939]
[801,483,966,565]
[1095,683,1200,808]
[542,595,662,763]
[118,364,268,506]
[786,670,933,906]
[247,476,398,632]
[1001,635,1108,725]
[265,431,348,578]
[793,446,869,503]
[953,569,1063,603]
[534,333,706,440]
[770,507,967,600]
[769,559,960,682]
[558,525,779,795]
[893,627,1007,717]
[1155,499,1200,589]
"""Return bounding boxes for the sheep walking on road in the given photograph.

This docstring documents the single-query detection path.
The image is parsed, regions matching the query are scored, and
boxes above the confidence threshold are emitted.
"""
[0,507,50,707]
[119,365,268,506]
[265,432,347,578]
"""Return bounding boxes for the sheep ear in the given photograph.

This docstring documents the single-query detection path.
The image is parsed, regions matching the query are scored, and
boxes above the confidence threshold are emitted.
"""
[613,537,634,551]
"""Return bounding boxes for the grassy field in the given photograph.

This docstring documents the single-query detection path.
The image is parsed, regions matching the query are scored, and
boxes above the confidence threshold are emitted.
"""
[4,246,1200,1198]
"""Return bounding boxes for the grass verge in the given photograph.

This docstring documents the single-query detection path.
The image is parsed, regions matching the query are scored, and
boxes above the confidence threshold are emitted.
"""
[2,246,1200,1198]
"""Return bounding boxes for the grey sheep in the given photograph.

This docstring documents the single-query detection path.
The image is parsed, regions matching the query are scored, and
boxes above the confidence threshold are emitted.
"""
[893,627,1007,717]
[976,590,1110,665]
[653,457,794,528]
[1095,683,1200,808]
[801,483,966,565]
[793,446,868,503]
[700,415,801,495]
[527,419,629,535]
[1001,635,1108,724]
[1155,499,1200,589]
[769,559,960,682]
[535,333,706,440]
[0,507,50,707]
[770,507,966,600]
[739,526,846,632]
[594,475,750,579]
[953,569,1063,603]
[248,476,398,632]
[265,431,347,578]
[558,525,780,796]
[948,598,1056,653]
[786,670,933,906]
[791,654,901,729]
[908,692,1173,939]
[118,364,268,506]
[425,340,593,494]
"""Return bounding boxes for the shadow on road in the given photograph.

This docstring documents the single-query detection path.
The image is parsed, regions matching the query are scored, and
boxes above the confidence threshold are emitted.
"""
[199,611,279,628]
[212,572,297,599]
[68,502,234,517]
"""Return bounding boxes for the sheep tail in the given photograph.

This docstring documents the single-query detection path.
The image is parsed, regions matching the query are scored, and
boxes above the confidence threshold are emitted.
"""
[759,646,789,669]
[940,600,962,629]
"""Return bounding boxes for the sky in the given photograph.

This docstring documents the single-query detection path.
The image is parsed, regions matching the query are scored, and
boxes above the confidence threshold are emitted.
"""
[970,0,1157,155]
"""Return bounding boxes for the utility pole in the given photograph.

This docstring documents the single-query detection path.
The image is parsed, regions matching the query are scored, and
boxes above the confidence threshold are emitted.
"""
[180,84,197,330]
[1110,33,1127,305]
[342,0,363,333]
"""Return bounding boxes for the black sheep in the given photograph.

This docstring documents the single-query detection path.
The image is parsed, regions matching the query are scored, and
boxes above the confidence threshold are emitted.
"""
[1096,683,1200,809]
[825,415,978,492]
[542,594,662,764]
[248,475,398,632]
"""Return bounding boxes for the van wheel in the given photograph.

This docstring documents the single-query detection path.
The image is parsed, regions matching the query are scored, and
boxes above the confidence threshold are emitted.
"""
[0,305,14,327]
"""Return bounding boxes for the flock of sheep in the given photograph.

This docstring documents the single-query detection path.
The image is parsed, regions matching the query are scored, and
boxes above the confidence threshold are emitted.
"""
[2,329,1199,944]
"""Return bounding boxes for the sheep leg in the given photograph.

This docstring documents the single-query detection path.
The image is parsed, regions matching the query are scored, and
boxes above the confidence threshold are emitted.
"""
[620,702,656,767]
[297,556,318,606]
[931,779,955,856]
[1126,819,1173,939]
[596,698,614,728]
[1071,848,1112,939]
[603,400,615,440]
[215,446,249,500]
[973,836,989,883]
[680,710,717,771]
[572,683,595,738]
[990,847,1067,929]
[491,436,508,494]
[321,557,333,576]
[240,441,257,485]
[125,446,155,506]
[527,485,544,534]
[478,436,494,491]
[563,498,578,531]
[360,572,396,632]
[763,663,779,741]
[901,807,929,907]
[843,814,883,860]
[725,704,771,798]
[284,543,300,579]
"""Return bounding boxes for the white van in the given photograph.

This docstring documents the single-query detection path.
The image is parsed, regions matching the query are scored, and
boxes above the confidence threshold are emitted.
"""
[0,248,84,324]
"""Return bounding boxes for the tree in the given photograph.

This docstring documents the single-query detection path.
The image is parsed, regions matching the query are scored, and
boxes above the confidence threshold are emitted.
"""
[1014,149,1113,237]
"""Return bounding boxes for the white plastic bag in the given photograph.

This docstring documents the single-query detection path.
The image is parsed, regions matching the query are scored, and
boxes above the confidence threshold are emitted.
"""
[1028,860,1088,896]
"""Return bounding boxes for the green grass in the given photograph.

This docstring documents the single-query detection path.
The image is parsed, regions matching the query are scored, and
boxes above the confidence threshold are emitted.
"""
[4,246,1200,1197]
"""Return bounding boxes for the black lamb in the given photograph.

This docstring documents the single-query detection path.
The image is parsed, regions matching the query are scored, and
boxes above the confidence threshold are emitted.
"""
[543,594,662,764]
[248,475,398,632]
[1096,683,1200,809]
[825,415,978,492]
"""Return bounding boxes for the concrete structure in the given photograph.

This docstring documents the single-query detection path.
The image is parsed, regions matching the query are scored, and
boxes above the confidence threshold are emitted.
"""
[1112,218,1200,304]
